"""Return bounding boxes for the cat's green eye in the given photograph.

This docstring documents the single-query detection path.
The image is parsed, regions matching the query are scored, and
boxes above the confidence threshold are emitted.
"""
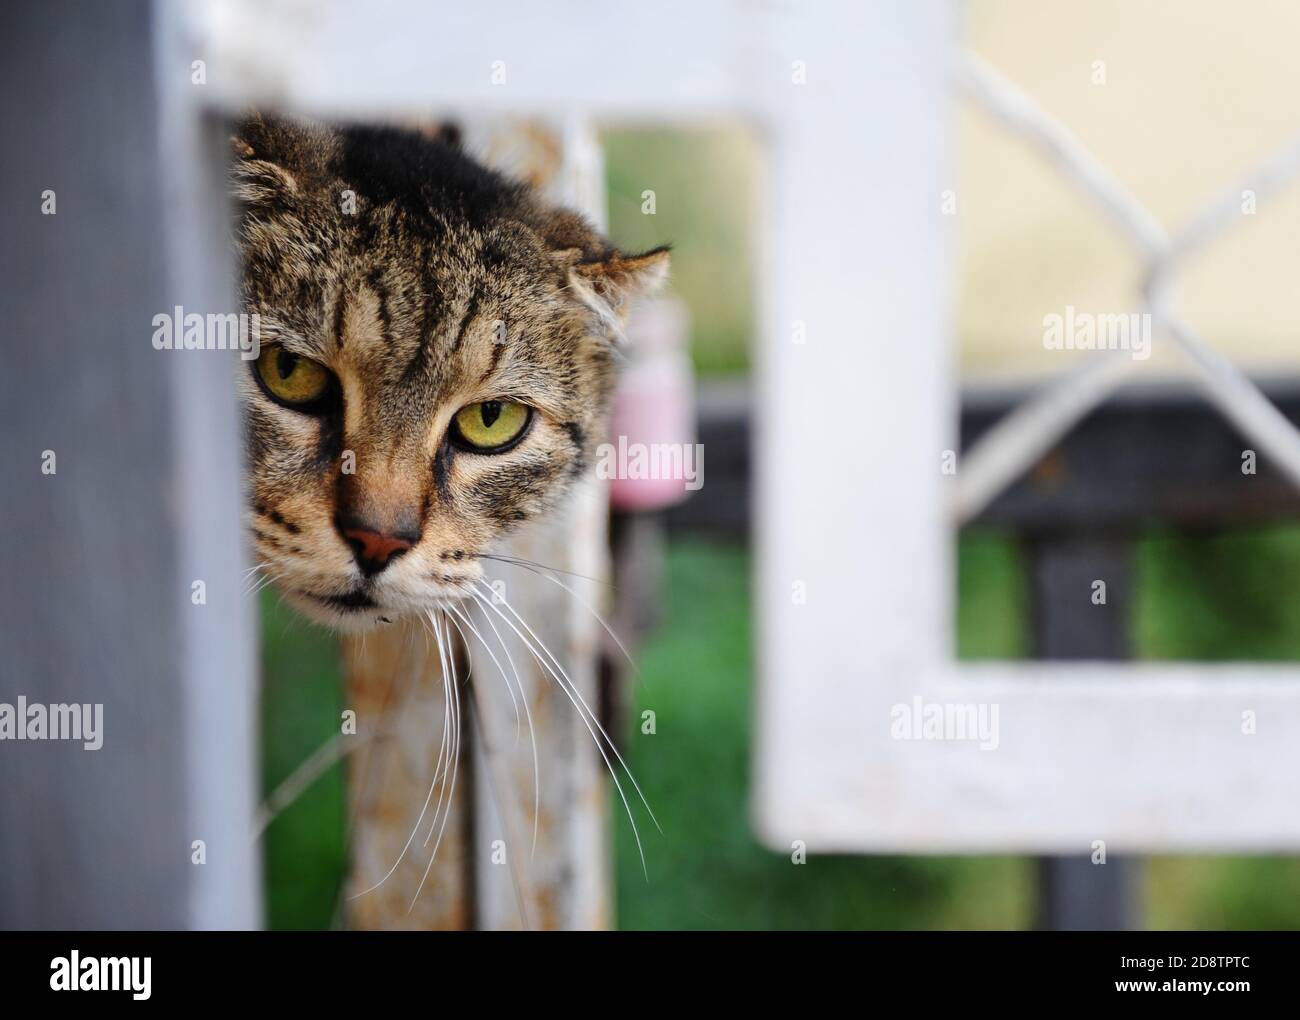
[255,345,332,407]
[452,400,531,452]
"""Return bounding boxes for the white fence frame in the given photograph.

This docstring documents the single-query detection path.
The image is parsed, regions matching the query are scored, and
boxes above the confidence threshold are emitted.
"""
[756,10,1300,854]
[196,0,1300,880]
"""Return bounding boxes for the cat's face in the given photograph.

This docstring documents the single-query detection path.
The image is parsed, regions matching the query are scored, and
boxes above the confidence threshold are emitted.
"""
[233,118,666,631]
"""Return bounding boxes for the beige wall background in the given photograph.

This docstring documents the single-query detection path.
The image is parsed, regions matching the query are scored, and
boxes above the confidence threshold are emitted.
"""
[959,0,1300,380]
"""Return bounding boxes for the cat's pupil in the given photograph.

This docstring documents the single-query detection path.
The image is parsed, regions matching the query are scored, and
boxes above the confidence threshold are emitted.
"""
[276,350,299,380]
[480,401,502,428]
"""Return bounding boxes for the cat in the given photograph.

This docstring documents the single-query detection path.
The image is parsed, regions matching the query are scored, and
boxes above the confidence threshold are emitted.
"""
[232,115,668,631]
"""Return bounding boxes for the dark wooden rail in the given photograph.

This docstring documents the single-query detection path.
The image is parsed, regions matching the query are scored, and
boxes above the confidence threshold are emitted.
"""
[669,378,1300,538]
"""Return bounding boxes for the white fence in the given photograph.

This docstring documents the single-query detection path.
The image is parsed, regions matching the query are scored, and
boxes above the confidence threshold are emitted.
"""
[756,8,1300,853]
[7,0,1298,930]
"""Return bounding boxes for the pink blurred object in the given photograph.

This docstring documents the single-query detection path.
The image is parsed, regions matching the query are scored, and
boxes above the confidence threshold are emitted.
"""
[606,297,698,511]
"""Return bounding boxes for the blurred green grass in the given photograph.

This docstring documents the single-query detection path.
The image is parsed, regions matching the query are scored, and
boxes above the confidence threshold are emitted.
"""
[603,128,757,378]
[259,595,345,929]
[1138,528,1300,929]
[613,537,1032,929]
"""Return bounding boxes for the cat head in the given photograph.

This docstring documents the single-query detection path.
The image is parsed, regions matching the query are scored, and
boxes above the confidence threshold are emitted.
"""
[232,115,668,630]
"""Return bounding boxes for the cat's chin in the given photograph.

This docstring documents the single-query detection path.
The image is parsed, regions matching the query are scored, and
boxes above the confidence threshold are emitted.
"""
[279,588,404,633]
[278,583,474,633]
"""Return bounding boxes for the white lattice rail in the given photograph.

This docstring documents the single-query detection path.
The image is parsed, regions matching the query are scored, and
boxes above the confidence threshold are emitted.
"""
[955,53,1300,522]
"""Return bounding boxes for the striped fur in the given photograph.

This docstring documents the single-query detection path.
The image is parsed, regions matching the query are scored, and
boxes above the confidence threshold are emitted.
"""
[233,115,668,629]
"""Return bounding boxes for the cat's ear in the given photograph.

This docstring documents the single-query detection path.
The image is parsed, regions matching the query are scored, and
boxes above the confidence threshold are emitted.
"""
[563,246,671,327]
[229,114,305,210]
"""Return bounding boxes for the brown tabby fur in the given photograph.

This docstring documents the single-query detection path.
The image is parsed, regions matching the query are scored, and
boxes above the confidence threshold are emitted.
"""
[232,115,667,630]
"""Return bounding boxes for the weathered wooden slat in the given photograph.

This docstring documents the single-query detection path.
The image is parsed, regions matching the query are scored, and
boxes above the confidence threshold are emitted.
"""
[342,621,471,930]
[466,119,611,931]
[340,119,611,930]
[467,484,612,931]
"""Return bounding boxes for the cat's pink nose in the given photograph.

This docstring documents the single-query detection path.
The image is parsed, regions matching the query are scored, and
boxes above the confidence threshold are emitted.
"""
[340,524,413,577]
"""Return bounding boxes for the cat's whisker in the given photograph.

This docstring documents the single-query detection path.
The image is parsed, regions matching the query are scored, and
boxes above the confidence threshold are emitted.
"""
[455,594,542,857]
[418,613,454,867]
[331,621,423,927]
[449,597,520,732]
[437,600,535,921]
[462,682,533,929]
[414,611,458,860]
[445,598,522,743]
[411,608,463,913]
[475,592,649,879]
[249,573,278,596]
[476,579,659,833]
[422,611,460,847]
[471,580,654,878]
[478,553,613,587]
[346,612,454,902]
[252,702,406,839]
[481,556,638,677]
[240,565,267,594]
[243,568,285,598]
[419,609,457,853]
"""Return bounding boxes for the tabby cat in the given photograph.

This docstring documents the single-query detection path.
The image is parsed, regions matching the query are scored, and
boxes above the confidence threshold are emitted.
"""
[232,115,667,630]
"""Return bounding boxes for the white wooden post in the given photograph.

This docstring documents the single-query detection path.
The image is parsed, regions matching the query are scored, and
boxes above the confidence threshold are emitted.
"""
[750,0,957,849]
[465,118,612,930]
[342,621,470,929]
[340,119,611,931]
